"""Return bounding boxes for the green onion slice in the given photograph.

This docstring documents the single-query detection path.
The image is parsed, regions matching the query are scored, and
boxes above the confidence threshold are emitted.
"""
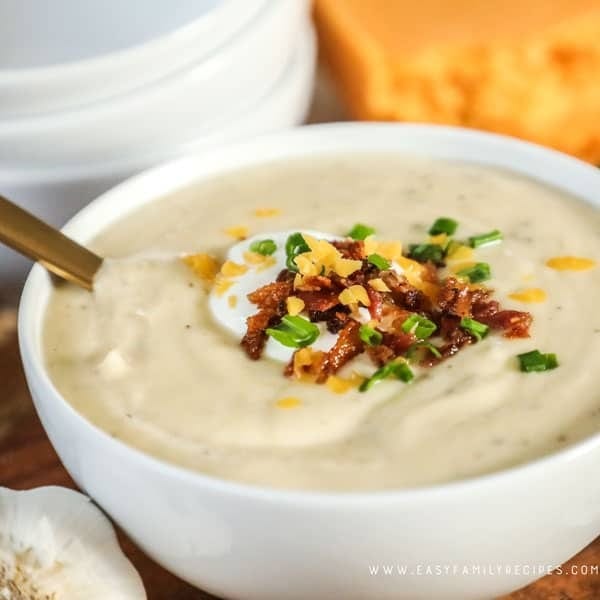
[359,324,383,346]
[429,217,458,236]
[359,360,414,392]
[406,341,442,361]
[517,350,559,373]
[367,253,391,270]
[285,232,310,272]
[401,314,437,339]
[460,317,489,341]
[469,229,503,248]
[266,315,319,348]
[408,243,445,264]
[249,238,277,256]
[456,262,491,283]
[347,223,376,241]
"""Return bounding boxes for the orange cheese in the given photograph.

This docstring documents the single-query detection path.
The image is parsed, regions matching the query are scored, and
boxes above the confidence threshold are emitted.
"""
[314,0,600,163]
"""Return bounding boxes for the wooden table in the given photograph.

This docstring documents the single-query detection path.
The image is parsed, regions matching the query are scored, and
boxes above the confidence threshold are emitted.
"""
[1,309,599,599]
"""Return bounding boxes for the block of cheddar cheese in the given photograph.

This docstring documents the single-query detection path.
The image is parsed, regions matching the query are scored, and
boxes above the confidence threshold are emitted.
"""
[314,0,600,162]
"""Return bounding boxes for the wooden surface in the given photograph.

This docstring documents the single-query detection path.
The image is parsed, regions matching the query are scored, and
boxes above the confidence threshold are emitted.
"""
[1,309,599,598]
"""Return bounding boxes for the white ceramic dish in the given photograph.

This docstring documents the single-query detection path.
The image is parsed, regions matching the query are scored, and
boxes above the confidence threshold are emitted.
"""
[20,125,600,600]
[0,0,309,167]
[0,24,316,300]
[0,0,268,117]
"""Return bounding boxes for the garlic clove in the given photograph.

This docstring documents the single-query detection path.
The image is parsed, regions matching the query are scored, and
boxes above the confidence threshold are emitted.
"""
[0,485,146,599]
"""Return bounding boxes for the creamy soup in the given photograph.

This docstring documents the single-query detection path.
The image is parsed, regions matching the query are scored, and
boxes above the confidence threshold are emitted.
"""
[44,156,600,491]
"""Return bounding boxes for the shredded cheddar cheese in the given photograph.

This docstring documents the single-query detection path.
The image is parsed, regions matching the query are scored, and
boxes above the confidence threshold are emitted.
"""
[228,295,238,308]
[373,240,403,263]
[334,257,363,277]
[286,296,305,316]
[368,278,391,292]
[182,253,219,282]
[326,373,365,394]
[546,256,596,271]
[256,256,277,272]
[214,276,234,296]
[224,225,249,240]
[254,207,281,218]
[243,250,267,265]
[509,288,547,303]
[275,397,302,409]
[429,233,448,246]
[339,285,371,307]
[221,261,248,278]
[446,244,474,262]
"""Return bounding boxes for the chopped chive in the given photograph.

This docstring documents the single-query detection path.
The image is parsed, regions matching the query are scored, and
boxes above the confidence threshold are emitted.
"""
[367,253,391,270]
[359,360,414,392]
[266,315,319,348]
[401,314,437,340]
[249,238,277,256]
[460,317,489,341]
[408,243,445,264]
[429,217,458,236]
[347,223,376,240]
[456,262,491,283]
[517,350,559,373]
[469,229,503,248]
[406,341,442,361]
[359,324,383,346]
[285,232,310,272]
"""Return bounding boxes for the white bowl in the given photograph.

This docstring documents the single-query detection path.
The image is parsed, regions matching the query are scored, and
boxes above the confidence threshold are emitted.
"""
[20,124,600,600]
[0,0,309,167]
[0,24,316,301]
[0,0,268,117]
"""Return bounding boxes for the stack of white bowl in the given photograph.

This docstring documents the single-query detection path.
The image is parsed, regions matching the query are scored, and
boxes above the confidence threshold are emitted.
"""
[0,0,315,295]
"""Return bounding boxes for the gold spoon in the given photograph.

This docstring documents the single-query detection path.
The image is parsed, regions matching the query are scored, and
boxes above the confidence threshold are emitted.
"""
[0,196,103,290]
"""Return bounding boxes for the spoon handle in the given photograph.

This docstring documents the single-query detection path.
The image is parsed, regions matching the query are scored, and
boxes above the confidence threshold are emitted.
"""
[0,196,103,290]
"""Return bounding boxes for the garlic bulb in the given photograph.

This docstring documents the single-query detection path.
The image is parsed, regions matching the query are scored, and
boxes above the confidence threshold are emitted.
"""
[0,486,146,599]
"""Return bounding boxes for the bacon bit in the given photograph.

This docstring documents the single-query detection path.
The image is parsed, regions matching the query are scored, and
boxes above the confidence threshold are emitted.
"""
[508,288,547,303]
[437,277,481,317]
[286,296,305,316]
[326,373,364,394]
[368,278,391,292]
[254,207,280,218]
[247,280,293,310]
[480,310,532,338]
[241,280,294,359]
[316,319,364,382]
[366,288,385,320]
[275,397,302,409]
[381,271,431,312]
[221,260,248,277]
[366,344,396,366]
[297,290,340,313]
[224,225,249,240]
[295,275,333,291]
[332,240,365,260]
[546,256,596,271]
[182,253,219,282]
[228,295,238,308]
[339,285,371,307]
[214,276,234,296]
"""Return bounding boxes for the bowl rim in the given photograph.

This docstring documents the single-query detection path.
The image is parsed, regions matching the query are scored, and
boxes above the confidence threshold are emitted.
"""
[0,0,267,83]
[19,122,600,505]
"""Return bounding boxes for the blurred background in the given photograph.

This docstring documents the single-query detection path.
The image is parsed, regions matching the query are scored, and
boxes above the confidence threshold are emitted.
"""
[1,0,600,302]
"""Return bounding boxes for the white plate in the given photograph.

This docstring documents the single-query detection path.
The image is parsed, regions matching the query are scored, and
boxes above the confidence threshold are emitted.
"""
[0,0,268,117]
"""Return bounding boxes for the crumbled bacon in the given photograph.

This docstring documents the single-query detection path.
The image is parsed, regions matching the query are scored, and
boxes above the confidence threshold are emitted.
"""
[241,280,293,359]
[240,233,533,381]
[332,240,365,260]
[316,319,364,382]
